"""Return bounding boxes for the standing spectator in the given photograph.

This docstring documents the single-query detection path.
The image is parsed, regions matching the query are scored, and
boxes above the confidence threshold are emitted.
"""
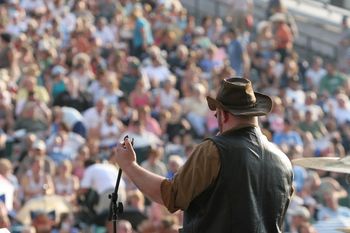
[131,7,154,58]
[226,28,247,76]
[270,13,293,62]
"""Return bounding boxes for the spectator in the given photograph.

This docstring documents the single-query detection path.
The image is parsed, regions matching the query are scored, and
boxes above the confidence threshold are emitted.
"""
[46,122,85,164]
[131,7,154,58]
[78,152,126,223]
[273,118,303,148]
[17,140,55,179]
[20,157,55,202]
[141,145,167,177]
[54,160,79,204]
[270,13,293,62]
[98,107,125,151]
[318,62,347,96]
[181,83,209,138]
[305,56,326,91]
[83,98,107,137]
[316,177,350,220]
[226,27,246,76]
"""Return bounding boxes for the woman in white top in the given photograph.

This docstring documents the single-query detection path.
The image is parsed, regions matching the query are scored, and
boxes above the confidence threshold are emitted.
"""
[54,160,79,204]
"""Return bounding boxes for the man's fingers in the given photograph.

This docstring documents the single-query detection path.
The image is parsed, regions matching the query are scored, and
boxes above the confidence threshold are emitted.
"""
[124,138,133,151]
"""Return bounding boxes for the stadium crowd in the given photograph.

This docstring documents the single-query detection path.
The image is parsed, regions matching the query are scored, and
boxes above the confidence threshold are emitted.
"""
[0,0,349,232]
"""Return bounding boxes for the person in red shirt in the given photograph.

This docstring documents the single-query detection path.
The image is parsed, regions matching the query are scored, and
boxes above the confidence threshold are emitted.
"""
[271,13,294,62]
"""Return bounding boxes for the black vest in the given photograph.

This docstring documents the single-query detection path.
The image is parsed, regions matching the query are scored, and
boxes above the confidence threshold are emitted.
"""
[182,127,293,233]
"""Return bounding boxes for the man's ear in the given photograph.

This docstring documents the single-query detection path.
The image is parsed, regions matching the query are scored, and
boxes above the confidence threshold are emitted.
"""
[223,111,230,123]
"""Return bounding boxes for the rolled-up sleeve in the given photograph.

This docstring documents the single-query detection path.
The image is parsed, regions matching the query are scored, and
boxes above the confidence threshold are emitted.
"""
[160,140,220,213]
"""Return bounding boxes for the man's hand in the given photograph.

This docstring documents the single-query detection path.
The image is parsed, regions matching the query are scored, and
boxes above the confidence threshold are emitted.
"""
[115,136,136,169]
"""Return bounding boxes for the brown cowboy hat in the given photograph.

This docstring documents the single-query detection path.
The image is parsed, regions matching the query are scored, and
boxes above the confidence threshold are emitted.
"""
[206,77,272,116]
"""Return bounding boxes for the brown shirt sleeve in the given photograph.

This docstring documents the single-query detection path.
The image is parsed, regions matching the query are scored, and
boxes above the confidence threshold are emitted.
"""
[160,140,220,213]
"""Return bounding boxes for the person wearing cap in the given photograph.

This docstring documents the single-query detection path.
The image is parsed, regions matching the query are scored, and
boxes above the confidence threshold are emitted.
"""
[116,77,294,232]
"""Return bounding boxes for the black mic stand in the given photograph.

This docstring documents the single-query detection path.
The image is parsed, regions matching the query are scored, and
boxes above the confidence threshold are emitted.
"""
[108,168,124,233]
[109,136,134,233]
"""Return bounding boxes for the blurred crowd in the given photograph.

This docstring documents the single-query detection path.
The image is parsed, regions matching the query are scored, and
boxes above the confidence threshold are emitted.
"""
[0,0,349,232]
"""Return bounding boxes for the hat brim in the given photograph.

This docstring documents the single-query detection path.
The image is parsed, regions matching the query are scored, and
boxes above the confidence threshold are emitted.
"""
[206,92,272,116]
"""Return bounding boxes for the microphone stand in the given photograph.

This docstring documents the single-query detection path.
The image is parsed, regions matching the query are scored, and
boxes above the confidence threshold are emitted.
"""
[108,168,124,233]
[109,136,134,233]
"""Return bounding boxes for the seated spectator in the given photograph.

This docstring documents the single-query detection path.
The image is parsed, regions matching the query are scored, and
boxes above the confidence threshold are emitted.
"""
[51,106,86,138]
[119,57,143,97]
[298,110,327,140]
[199,45,223,74]
[53,77,93,113]
[14,91,52,133]
[129,79,152,109]
[166,155,184,180]
[20,157,55,202]
[47,65,68,101]
[137,105,162,137]
[98,107,124,151]
[119,120,162,163]
[318,62,347,96]
[287,205,311,233]
[316,177,350,220]
[120,190,148,230]
[83,98,107,138]
[96,73,123,108]
[69,53,94,92]
[333,93,350,125]
[156,76,179,111]
[142,47,171,87]
[0,158,19,210]
[46,122,85,164]
[78,152,126,226]
[273,118,303,148]
[17,140,55,179]
[117,96,136,127]
[16,76,50,108]
[305,56,326,91]
[54,160,79,204]
[181,83,209,138]
[141,146,167,176]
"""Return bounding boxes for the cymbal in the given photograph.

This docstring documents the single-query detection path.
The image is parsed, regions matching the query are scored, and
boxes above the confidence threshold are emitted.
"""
[337,227,350,233]
[292,156,350,174]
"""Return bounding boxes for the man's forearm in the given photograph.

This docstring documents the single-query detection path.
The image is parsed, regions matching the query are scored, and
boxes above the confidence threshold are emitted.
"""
[123,162,165,204]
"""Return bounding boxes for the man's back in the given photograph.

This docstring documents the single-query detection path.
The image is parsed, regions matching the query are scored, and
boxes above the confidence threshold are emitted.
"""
[183,126,293,233]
